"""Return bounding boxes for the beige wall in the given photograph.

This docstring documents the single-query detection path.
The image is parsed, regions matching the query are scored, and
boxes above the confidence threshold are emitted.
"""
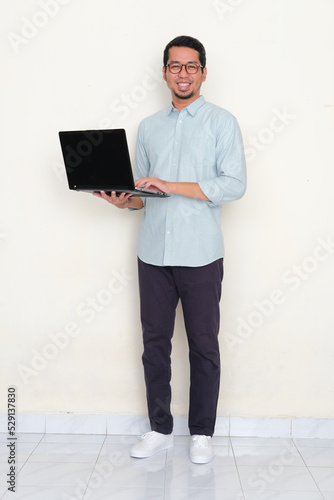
[1,0,334,420]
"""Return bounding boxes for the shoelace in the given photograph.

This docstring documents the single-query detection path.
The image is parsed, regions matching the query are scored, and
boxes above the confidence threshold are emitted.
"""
[192,435,211,447]
[141,431,157,441]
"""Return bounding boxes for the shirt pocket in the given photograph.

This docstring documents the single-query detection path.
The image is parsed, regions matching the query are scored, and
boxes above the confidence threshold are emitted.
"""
[178,135,216,181]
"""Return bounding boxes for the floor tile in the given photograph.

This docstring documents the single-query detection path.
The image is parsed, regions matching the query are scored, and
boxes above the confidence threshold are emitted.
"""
[83,486,164,499]
[0,461,28,488]
[165,460,241,491]
[209,445,236,466]
[212,436,231,446]
[41,433,106,444]
[87,458,166,490]
[170,435,191,446]
[0,463,18,487]
[167,441,235,466]
[16,461,95,487]
[98,440,166,466]
[0,441,40,463]
[298,447,334,467]
[233,445,304,467]
[1,486,81,499]
[294,438,334,448]
[29,442,103,463]
[105,434,138,445]
[243,491,325,500]
[238,465,319,492]
[165,489,243,500]
[103,435,169,465]
[174,436,229,445]
[0,434,44,444]
[309,467,334,491]
[231,437,293,448]
[3,433,334,500]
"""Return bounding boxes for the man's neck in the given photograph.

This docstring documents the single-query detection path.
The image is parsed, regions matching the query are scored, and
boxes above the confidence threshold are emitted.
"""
[171,93,200,112]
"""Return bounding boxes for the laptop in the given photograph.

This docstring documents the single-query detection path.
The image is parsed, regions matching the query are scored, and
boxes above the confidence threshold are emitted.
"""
[58,128,169,198]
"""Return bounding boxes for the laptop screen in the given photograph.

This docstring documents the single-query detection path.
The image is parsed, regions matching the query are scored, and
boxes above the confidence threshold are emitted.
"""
[59,129,135,190]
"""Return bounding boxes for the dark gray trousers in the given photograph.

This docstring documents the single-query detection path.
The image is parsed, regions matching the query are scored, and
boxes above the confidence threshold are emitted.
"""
[138,258,224,437]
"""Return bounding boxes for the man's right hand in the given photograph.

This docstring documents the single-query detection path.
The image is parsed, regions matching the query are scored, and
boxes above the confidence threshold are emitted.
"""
[93,191,143,209]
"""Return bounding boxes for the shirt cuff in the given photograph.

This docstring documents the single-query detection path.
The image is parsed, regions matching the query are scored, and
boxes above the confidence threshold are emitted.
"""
[198,180,223,206]
[127,196,146,211]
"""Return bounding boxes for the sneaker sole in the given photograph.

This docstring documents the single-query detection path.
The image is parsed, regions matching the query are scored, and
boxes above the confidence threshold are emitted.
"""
[190,454,214,464]
[130,441,174,459]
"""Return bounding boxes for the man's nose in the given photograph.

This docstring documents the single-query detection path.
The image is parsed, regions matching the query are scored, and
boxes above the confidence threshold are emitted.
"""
[179,65,189,77]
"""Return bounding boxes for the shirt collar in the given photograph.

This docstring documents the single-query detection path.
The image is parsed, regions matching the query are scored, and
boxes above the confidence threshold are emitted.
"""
[167,95,206,116]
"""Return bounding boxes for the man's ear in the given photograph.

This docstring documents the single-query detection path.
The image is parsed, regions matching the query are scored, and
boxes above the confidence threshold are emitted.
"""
[162,66,167,82]
[202,67,207,82]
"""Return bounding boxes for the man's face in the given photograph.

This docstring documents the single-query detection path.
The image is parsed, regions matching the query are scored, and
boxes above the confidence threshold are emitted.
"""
[163,46,207,106]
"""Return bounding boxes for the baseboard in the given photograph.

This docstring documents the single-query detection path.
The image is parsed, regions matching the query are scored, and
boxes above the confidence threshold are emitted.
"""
[1,413,334,438]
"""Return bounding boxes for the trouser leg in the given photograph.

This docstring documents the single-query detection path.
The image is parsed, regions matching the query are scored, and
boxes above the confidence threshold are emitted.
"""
[174,259,224,437]
[137,258,179,435]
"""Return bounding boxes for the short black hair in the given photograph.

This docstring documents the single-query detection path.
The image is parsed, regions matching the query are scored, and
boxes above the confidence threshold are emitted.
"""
[163,35,206,69]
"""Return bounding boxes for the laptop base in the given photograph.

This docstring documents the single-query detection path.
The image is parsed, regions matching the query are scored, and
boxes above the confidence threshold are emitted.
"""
[75,188,168,198]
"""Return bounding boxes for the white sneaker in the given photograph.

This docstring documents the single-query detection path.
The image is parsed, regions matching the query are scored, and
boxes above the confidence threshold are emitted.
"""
[130,431,174,458]
[190,435,214,464]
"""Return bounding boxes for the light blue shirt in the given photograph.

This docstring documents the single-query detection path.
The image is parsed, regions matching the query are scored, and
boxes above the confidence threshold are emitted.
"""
[133,95,246,267]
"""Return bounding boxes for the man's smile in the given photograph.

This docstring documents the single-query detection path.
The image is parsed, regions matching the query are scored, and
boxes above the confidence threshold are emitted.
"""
[176,81,192,91]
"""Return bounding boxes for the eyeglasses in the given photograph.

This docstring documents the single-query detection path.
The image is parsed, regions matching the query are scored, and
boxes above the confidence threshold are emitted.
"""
[166,62,203,74]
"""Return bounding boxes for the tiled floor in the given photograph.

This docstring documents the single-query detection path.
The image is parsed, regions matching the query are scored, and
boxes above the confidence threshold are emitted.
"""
[1,433,334,499]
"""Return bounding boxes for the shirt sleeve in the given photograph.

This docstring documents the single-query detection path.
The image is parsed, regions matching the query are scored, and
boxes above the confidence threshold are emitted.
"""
[198,114,247,206]
[128,121,148,211]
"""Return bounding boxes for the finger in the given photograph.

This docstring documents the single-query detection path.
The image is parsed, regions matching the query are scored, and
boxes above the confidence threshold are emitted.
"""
[120,193,132,201]
[100,190,111,200]
[135,178,148,188]
[109,191,119,203]
[142,181,159,191]
[118,193,132,205]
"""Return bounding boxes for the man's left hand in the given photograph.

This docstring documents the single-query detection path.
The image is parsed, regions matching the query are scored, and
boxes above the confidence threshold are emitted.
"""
[135,177,171,194]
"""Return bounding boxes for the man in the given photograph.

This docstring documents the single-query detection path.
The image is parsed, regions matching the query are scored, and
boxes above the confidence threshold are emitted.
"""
[94,35,246,464]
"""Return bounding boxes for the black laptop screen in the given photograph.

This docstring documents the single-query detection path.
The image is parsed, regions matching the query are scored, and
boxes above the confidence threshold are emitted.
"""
[59,129,135,190]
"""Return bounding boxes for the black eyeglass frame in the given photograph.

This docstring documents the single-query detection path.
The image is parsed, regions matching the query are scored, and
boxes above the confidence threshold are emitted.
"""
[166,62,204,74]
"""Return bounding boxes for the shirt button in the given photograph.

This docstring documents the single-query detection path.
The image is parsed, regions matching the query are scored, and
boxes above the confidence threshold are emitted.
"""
[167,231,171,235]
